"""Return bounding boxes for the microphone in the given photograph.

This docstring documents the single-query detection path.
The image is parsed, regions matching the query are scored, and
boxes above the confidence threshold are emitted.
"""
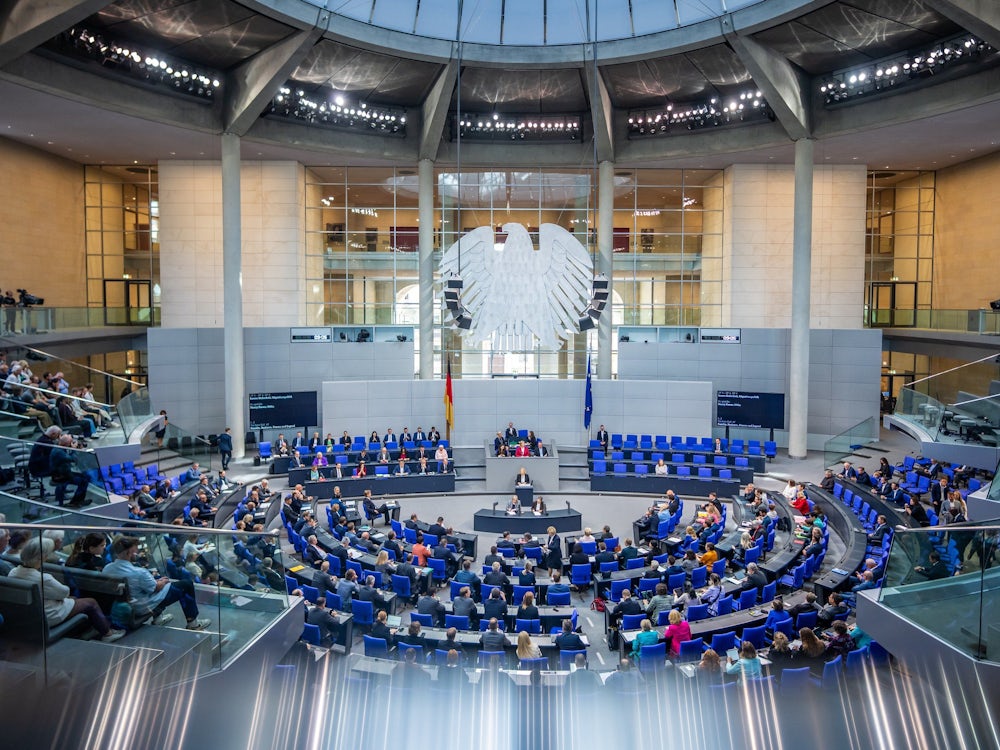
[492,501,498,512]
[565,501,571,511]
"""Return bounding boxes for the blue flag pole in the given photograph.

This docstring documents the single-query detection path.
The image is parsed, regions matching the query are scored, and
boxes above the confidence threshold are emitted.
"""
[584,355,593,431]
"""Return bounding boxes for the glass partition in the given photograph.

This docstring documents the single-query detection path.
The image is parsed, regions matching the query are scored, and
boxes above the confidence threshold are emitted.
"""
[0,435,111,508]
[0,517,289,685]
[156,422,215,473]
[823,416,880,467]
[0,306,159,333]
[878,522,998,662]
[894,353,1000,446]
[116,385,153,440]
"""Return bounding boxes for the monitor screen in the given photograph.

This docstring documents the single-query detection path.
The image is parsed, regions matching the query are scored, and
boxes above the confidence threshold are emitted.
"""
[248,391,318,431]
[715,391,786,430]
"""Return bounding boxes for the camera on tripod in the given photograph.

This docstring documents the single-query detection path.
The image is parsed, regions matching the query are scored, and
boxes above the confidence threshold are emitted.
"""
[17,289,44,306]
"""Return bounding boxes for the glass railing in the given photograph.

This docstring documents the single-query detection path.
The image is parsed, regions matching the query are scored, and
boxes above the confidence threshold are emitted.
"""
[823,415,880,467]
[116,385,153,440]
[1,305,159,333]
[868,308,1000,334]
[156,423,215,473]
[0,516,289,684]
[878,522,999,662]
[0,435,111,508]
[894,353,1000,446]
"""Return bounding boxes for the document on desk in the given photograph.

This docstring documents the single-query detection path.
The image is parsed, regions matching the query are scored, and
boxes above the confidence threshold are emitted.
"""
[231,595,252,607]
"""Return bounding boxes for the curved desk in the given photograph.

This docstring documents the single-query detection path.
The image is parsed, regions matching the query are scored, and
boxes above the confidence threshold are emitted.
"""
[473,507,582,534]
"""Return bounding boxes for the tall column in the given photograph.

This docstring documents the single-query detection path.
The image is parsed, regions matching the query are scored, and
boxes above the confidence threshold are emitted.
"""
[418,158,435,379]
[788,138,814,459]
[597,160,614,380]
[221,133,246,458]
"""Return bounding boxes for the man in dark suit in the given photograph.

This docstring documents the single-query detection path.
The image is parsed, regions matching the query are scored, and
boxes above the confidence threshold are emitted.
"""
[382,531,403,561]
[515,468,531,486]
[504,422,518,443]
[869,515,891,544]
[312,561,337,599]
[554,619,585,651]
[479,618,507,651]
[428,427,441,443]
[417,590,446,627]
[432,538,457,577]
[742,563,767,592]
[535,441,548,457]
[484,546,504,568]
[497,531,516,550]
[305,599,340,645]
[915,551,949,580]
[610,589,642,627]
[413,427,427,443]
[483,561,509,587]
[483,588,507,621]
[429,517,448,537]
[595,541,617,569]
[357,575,388,613]
[400,428,412,443]
[394,557,421,600]
[493,432,505,455]
[595,425,609,450]
[929,477,951,512]
[383,429,396,444]
[304,535,326,568]
[880,481,906,506]
[454,560,481,600]
[453,586,478,624]
[405,513,421,530]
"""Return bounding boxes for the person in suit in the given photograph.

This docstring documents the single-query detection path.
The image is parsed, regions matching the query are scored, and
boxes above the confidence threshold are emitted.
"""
[595,541,617,568]
[339,431,352,446]
[336,569,360,607]
[610,588,643,627]
[454,559,481,597]
[534,440,548,457]
[307,431,322,451]
[428,427,441,444]
[483,588,507,621]
[518,561,536,586]
[370,609,397,647]
[304,535,326,568]
[742,563,767,592]
[291,431,305,451]
[568,543,590,567]
[394,457,410,476]
[453,586,478,625]
[906,498,931,527]
[929,477,952,513]
[484,546,504,568]
[514,441,531,458]
[483,561,509,587]
[413,427,427,443]
[396,620,426,650]
[544,527,562,571]
[515,467,531,486]
[595,425,609,450]
[497,531,516,550]
[274,434,289,456]
[417,590,446,627]
[506,495,521,515]
[437,649,469,688]
[357,575,388,613]
[914,550,950,580]
[400,428,412,443]
[429,517,448,537]
[880,481,905,506]
[432,538,457,577]
[480,618,507,651]
[504,422,518,443]
[362,490,392,525]
[383,428,396,444]
[530,496,546,515]
[312,561,337,599]
[493,432,505,456]
[547,572,569,598]
[554,618,585,651]
[305,598,340,645]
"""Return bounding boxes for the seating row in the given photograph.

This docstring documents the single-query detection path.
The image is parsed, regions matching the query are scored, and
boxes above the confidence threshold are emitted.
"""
[591,435,776,458]
[592,450,753,467]
[593,462,739,480]
[96,461,168,495]
[259,440,449,460]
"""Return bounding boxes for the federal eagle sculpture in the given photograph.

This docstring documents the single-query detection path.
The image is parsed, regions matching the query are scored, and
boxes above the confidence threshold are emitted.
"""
[439,222,593,349]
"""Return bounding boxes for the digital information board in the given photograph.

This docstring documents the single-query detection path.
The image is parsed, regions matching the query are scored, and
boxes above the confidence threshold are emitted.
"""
[716,390,785,429]
[248,391,318,430]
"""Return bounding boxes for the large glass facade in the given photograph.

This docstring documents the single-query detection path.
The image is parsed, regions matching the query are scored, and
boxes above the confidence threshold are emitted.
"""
[84,165,160,325]
[305,166,723,378]
[864,170,935,328]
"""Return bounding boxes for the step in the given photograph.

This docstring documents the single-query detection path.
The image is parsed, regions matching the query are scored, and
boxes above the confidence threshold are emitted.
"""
[113,623,218,679]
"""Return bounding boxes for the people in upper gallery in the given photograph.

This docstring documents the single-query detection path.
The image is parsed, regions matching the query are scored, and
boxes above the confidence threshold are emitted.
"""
[782,479,797,502]
[526,430,538,450]
[428,426,441,443]
[369,430,380,444]
[514,440,531,457]
[413,427,427,443]
[820,469,836,491]
[494,432,505,456]
[535,440,548,457]
[338,431,351,446]
[10,537,126,642]
[383,428,396,444]
[504,422,518,442]
[400,427,412,443]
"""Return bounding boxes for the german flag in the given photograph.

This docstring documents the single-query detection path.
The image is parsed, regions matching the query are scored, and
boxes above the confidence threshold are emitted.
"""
[444,357,454,441]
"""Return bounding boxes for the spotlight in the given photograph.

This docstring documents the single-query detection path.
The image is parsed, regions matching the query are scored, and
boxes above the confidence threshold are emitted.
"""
[578,316,595,331]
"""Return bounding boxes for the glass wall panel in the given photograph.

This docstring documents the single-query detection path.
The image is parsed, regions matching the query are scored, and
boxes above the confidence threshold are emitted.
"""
[305,166,723,377]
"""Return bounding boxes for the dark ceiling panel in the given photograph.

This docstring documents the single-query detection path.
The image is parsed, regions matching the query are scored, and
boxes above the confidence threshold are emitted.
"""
[602,54,723,109]
[684,44,753,88]
[89,0,291,69]
[456,68,587,113]
[753,1,963,74]
[290,41,439,107]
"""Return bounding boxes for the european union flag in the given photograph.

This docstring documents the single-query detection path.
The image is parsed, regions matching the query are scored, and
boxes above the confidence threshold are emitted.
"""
[584,355,593,430]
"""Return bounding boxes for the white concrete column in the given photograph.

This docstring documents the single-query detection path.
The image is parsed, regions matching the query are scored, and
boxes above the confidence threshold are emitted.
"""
[418,158,435,379]
[597,160,614,379]
[789,138,814,459]
[221,133,246,458]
